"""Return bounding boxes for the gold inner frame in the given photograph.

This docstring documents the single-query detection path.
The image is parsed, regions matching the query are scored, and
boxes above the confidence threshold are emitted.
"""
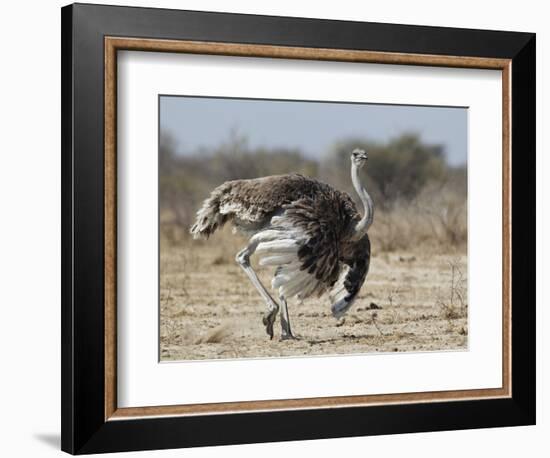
[104,37,512,421]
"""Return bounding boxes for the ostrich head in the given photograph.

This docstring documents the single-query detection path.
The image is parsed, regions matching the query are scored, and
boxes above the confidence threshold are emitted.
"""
[351,148,368,169]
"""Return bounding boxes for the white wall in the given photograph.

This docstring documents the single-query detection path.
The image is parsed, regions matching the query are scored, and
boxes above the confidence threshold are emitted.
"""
[0,1,544,456]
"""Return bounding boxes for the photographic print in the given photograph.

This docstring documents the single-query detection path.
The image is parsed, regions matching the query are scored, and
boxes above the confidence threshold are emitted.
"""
[159,96,468,361]
[62,7,535,452]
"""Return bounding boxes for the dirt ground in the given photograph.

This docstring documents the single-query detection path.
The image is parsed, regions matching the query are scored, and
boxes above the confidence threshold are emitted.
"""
[160,228,468,361]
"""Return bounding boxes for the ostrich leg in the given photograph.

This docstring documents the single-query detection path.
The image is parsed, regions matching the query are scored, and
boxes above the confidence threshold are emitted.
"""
[236,241,279,339]
[279,293,297,340]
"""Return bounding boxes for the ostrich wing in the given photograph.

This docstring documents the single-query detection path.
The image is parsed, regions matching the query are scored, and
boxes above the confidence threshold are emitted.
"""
[268,191,359,299]
[329,238,371,318]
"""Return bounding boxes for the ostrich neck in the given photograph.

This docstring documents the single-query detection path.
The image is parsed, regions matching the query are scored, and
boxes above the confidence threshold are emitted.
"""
[351,163,374,239]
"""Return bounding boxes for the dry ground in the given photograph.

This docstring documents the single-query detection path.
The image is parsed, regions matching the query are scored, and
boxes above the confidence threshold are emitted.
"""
[160,228,468,361]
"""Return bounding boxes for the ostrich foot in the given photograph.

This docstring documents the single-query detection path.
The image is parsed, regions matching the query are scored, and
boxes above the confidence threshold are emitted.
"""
[262,310,277,340]
[280,332,299,341]
[279,294,297,341]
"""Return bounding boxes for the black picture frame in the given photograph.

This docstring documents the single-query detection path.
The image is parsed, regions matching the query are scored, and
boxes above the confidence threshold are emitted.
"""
[61,3,535,454]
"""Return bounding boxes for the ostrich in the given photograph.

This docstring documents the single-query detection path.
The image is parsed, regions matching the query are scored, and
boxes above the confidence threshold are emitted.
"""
[190,148,373,340]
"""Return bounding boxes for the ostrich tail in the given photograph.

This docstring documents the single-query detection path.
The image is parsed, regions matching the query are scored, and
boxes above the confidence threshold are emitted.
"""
[190,192,227,240]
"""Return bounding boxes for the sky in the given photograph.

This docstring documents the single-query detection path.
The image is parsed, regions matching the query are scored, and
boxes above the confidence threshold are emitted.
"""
[160,95,467,166]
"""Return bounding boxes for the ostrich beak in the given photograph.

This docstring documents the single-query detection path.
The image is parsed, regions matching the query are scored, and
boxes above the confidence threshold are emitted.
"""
[351,148,368,163]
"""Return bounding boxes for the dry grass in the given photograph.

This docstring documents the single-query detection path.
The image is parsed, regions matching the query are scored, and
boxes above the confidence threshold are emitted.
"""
[369,186,467,253]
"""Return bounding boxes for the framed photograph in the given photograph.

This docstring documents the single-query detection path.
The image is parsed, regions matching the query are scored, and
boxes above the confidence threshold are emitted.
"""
[61,3,535,454]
